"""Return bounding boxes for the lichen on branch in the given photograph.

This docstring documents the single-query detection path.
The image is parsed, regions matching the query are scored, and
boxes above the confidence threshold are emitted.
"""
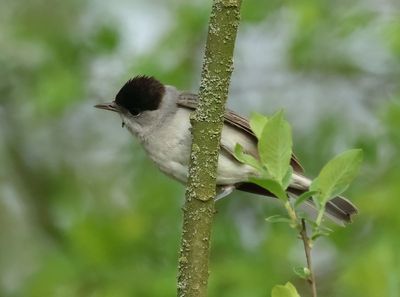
[177,0,242,296]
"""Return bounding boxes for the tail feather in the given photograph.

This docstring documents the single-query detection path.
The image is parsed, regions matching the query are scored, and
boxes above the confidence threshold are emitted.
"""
[330,196,358,216]
[235,182,358,225]
[324,196,358,224]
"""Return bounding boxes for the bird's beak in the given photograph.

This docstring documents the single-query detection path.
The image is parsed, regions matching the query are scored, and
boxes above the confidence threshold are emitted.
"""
[94,101,119,112]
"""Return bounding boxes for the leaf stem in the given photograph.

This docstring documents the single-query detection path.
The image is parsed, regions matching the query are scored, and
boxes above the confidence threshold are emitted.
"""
[316,207,325,227]
[284,200,297,226]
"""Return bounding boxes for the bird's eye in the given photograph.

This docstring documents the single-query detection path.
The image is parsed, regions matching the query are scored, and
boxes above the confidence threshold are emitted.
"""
[121,122,125,128]
[130,109,141,117]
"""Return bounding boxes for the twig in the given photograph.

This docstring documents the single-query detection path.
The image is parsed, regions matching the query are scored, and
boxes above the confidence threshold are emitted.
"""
[299,219,317,297]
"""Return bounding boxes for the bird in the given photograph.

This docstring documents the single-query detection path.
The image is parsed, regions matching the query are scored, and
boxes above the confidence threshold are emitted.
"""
[95,75,357,225]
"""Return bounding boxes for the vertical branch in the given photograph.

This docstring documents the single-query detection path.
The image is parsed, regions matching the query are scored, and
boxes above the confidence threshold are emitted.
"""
[177,1,242,296]
[300,219,317,297]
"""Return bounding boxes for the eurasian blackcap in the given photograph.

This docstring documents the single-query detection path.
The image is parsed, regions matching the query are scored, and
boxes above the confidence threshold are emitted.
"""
[95,75,357,224]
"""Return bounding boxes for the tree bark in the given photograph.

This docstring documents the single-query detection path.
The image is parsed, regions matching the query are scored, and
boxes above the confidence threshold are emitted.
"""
[177,1,242,296]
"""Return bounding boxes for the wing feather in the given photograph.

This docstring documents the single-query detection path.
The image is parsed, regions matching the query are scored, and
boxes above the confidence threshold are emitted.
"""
[177,92,304,173]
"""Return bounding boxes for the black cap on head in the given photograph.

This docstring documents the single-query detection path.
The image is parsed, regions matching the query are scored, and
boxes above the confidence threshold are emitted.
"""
[115,76,165,115]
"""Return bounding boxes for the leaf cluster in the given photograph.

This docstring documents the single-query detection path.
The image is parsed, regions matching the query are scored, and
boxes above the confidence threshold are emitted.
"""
[234,110,362,296]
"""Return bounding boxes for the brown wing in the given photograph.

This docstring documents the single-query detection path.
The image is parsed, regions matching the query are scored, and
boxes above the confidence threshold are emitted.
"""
[177,92,304,173]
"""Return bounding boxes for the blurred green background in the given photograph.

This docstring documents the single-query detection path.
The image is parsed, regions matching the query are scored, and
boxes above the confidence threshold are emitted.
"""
[1,0,399,296]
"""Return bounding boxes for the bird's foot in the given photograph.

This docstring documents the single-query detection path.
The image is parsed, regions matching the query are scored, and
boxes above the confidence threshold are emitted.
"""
[215,185,235,202]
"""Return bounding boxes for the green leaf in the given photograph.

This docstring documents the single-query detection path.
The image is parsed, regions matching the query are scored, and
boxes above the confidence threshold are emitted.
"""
[310,149,363,206]
[249,177,287,201]
[294,191,318,208]
[249,112,268,139]
[293,267,311,280]
[311,225,333,240]
[303,218,318,228]
[311,230,332,240]
[265,215,292,224]
[258,110,293,184]
[234,144,262,171]
[271,282,301,297]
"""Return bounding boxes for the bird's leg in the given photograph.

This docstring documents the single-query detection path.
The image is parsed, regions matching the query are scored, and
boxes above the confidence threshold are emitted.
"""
[215,185,235,201]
